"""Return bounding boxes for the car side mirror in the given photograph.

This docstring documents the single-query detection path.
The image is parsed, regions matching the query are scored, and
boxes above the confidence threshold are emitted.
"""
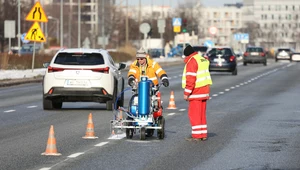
[43,62,50,68]
[118,63,126,70]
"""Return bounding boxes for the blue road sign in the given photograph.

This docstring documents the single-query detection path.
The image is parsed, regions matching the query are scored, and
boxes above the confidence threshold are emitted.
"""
[172,18,182,26]
[21,33,30,43]
[234,33,249,41]
[204,40,214,47]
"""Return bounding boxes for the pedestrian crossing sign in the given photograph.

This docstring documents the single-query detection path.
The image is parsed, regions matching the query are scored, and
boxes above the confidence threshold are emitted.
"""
[25,22,46,42]
[25,1,48,22]
[172,18,182,26]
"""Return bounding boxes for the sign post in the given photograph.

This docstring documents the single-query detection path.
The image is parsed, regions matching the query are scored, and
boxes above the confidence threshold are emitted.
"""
[157,19,165,57]
[139,23,151,50]
[24,1,48,72]
[4,20,16,54]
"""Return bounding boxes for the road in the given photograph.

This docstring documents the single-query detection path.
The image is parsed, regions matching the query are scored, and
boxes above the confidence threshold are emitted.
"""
[1,59,300,170]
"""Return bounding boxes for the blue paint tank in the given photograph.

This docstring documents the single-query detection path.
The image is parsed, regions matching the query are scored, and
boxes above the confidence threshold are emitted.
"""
[138,76,151,116]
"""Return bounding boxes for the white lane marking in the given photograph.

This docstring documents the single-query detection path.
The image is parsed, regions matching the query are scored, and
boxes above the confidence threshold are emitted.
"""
[168,113,176,116]
[235,85,240,87]
[4,110,15,113]
[179,109,186,111]
[219,92,224,94]
[27,105,37,108]
[212,94,218,97]
[95,142,109,147]
[108,133,126,140]
[240,83,244,86]
[68,152,84,158]
[173,76,178,78]
[179,74,182,77]
[230,86,235,89]
[225,89,230,91]
[168,77,172,80]
[39,168,51,170]
[247,80,252,83]
[209,97,212,100]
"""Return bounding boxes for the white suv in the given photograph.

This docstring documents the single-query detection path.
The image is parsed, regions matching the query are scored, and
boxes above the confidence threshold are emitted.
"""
[42,48,126,110]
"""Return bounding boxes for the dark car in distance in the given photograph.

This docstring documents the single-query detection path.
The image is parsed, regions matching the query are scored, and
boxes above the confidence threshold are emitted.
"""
[193,45,208,56]
[243,47,267,66]
[205,47,237,75]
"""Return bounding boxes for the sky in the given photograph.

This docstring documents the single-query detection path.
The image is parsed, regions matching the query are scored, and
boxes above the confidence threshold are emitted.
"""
[127,0,242,8]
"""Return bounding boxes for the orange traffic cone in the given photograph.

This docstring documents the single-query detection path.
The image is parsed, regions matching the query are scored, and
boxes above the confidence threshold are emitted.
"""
[167,91,177,109]
[82,113,98,139]
[41,125,61,156]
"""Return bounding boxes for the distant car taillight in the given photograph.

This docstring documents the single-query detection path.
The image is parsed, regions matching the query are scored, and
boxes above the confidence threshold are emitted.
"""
[91,67,109,74]
[48,66,64,73]
[229,56,235,62]
[260,52,265,57]
[244,52,249,57]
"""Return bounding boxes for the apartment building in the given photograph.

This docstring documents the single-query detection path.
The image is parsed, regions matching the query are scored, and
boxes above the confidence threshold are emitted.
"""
[200,6,243,46]
[243,0,300,50]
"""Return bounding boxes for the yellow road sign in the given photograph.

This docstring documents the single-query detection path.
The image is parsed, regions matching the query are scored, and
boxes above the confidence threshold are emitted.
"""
[25,22,46,42]
[25,1,48,22]
[173,26,181,33]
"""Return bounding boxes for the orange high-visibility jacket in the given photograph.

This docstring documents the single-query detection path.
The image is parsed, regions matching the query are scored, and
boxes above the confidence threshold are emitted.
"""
[127,58,167,85]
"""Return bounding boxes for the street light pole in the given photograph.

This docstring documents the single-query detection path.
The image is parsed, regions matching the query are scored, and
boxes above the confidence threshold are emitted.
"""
[60,0,63,48]
[78,0,81,48]
[18,0,21,56]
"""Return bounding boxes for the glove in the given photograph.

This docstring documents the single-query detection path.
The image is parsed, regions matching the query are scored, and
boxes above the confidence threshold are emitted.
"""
[128,77,135,87]
[162,78,169,87]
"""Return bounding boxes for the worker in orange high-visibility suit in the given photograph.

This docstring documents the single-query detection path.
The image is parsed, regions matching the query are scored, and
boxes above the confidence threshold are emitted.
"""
[182,45,213,141]
[128,48,169,87]
[127,47,169,118]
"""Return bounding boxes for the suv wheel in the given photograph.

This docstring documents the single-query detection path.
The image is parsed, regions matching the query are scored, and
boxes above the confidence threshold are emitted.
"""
[43,96,53,110]
[232,68,237,75]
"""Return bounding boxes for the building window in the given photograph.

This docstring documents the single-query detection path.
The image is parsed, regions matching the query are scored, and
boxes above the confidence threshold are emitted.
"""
[293,5,295,10]
[286,5,288,10]
[289,14,292,20]
[272,14,274,19]
[268,5,271,10]
[282,24,284,28]
[265,14,267,19]
[289,24,291,28]
[264,23,267,28]
[261,15,264,20]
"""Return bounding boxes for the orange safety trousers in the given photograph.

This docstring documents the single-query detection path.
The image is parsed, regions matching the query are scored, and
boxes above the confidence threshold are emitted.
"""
[188,100,208,139]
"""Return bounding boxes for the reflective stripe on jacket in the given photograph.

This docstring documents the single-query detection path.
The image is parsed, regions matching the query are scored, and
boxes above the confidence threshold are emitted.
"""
[182,52,212,100]
[127,58,167,85]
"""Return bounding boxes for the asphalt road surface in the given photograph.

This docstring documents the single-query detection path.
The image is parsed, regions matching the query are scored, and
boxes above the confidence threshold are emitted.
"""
[1,59,300,170]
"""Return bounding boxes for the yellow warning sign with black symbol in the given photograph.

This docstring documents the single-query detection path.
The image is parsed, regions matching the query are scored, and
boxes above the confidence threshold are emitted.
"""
[25,22,46,42]
[25,1,48,22]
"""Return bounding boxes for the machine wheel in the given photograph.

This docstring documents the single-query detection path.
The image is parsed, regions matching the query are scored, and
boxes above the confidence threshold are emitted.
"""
[140,127,146,140]
[126,117,134,139]
[117,78,125,107]
[146,129,154,137]
[243,62,247,66]
[157,116,165,139]
[126,129,134,139]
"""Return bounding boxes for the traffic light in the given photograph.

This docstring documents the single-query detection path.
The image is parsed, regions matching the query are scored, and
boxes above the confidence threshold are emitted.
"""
[182,19,187,33]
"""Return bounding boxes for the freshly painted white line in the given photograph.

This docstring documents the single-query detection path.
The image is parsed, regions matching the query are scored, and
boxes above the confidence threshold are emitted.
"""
[247,80,252,83]
[219,92,224,94]
[168,113,176,116]
[225,89,230,91]
[4,110,15,113]
[230,86,235,89]
[39,168,51,170]
[95,142,109,147]
[68,152,84,158]
[179,109,186,111]
[240,83,244,85]
[108,133,126,140]
[212,94,218,97]
[244,82,248,84]
[168,77,172,80]
[27,105,37,108]
[235,85,240,87]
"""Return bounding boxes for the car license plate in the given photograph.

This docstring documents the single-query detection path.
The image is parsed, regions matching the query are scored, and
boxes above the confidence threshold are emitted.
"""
[213,58,225,62]
[65,79,90,87]
[250,52,259,55]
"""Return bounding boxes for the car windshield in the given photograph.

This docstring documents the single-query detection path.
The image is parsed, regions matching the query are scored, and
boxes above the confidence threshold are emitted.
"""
[247,48,263,52]
[207,48,232,56]
[193,46,208,53]
[278,49,290,52]
[54,52,105,65]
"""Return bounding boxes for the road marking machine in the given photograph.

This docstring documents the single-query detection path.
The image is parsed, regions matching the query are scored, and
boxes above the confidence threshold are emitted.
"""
[111,76,165,140]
